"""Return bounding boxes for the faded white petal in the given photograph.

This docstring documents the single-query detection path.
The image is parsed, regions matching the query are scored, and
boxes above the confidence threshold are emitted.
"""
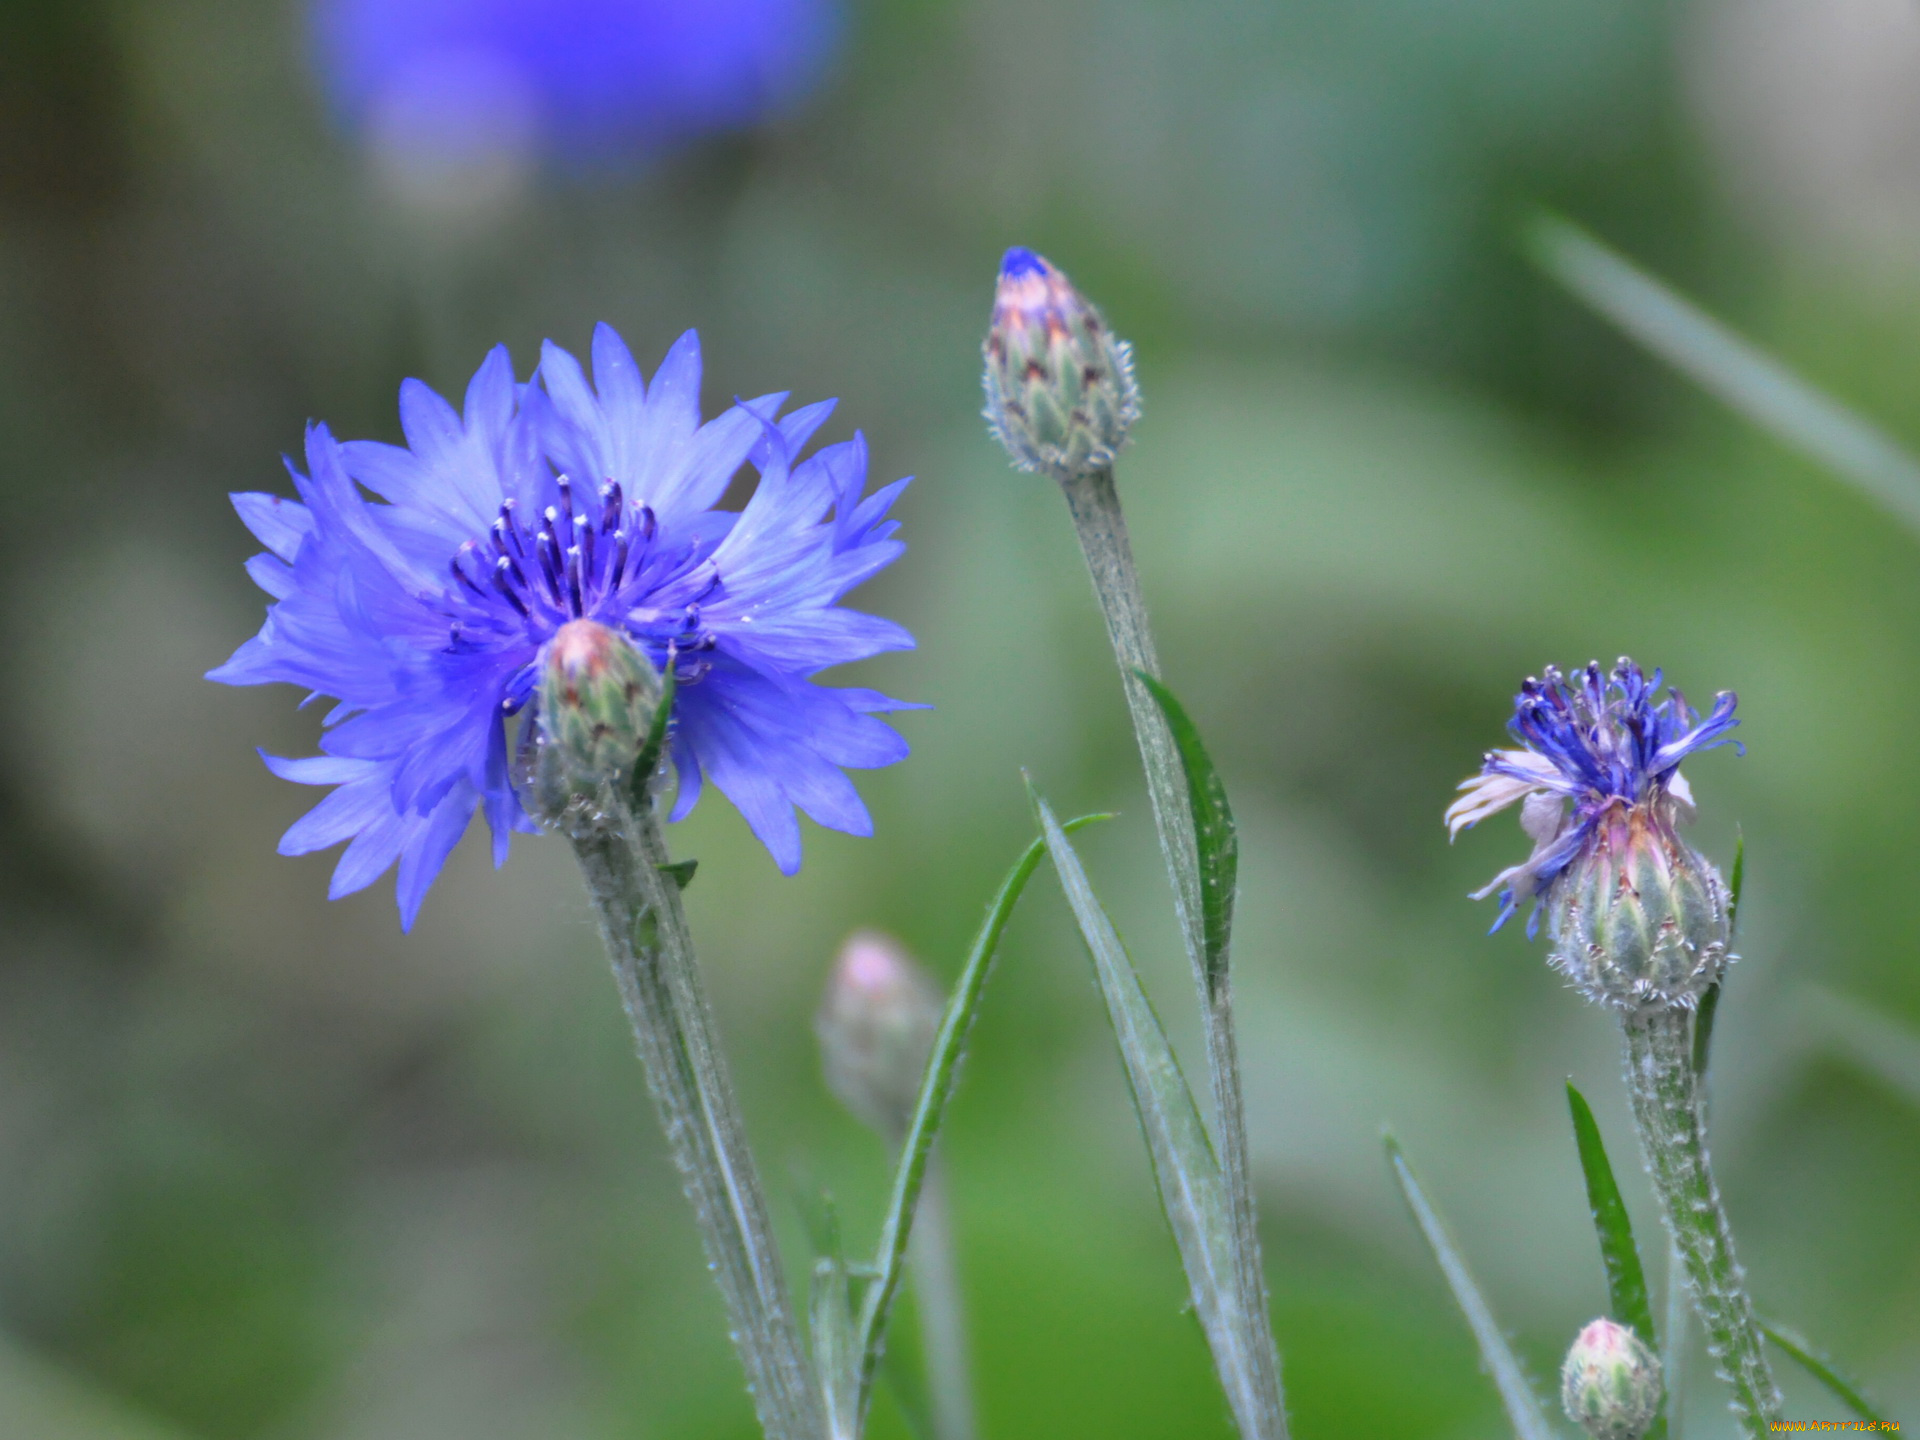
[1445,750,1558,839]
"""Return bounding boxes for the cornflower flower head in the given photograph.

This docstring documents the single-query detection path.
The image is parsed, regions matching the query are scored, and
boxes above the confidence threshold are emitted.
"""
[211,326,916,928]
[1446,659,1741,1011]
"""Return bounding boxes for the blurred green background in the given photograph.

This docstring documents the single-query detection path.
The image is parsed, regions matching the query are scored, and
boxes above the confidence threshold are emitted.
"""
[0,0,1914,1436]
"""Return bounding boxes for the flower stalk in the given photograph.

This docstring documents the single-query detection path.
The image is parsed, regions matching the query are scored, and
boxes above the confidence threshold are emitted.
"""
[569,795,826,1440]
[983,244,1285,1440]
[1059,468,1286,1440]
[1621,1007,1781,1438]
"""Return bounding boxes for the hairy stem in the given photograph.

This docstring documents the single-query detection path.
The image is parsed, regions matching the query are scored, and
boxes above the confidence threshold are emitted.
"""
[910,1161,976,1440]
[1622,1008,1781,1438]
[1058,466,1287,1440]
[570,802,824,1440]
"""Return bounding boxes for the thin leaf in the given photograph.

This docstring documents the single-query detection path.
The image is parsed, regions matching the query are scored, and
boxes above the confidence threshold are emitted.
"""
[1387,1137,1557,1440]
[1691,985,1722,1081]
[1693,834,1740,1079]
[1135,670,1239,999]
[853,812,1112,1419]
[808,1201,859,1440]
[1758,1319,1893,1426]
[1032,785,1284,1440]
[1726,831,1746,937]
[660,858,698,891]
[1566,1084,1657,1345]
[629,665,678,807]
[1523,210,1920,538]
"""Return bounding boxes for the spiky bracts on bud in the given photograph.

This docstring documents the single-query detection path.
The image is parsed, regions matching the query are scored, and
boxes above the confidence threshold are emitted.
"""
[1548,797,1731,1013]
[1561,1319,1664,1440]
[521,618,662,831]
[815,930,943,1139]
[981,247,1140,481]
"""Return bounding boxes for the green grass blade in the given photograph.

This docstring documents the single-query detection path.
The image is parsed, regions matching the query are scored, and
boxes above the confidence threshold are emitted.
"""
[1135,671,1238,998]
[1387,1137,1557,1440]
[1523,210,1920,537]
[1565,1083,1657,1345]
[854,812,1111,1418]
[1758,1319,1893,1425]
[1033,786,1284,1440]
[1804,986,1920,1112]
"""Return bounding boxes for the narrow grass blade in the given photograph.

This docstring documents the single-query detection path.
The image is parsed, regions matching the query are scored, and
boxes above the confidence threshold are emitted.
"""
[1523,211,1920,537]
[1387,1137,1557,1440]
[1804,986,1920,1112]
[1566,1082,1657,1345]
[1033,786,1283,1440]
[853,813,1111,1418]
[1135,671,1238,999]
[1758,1319,1893,1426]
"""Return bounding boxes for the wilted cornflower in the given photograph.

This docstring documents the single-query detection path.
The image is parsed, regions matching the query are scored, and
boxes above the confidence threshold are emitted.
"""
[211,326,916,928]
[1446,660,1741,1011]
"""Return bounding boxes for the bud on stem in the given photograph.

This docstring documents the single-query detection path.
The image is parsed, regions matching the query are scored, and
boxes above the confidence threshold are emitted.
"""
[816,930,943,1140]
[519,619,663,832]
[1549,798,1731,1014]
[982,248,1140,481]
[1561,1318,1664,1440]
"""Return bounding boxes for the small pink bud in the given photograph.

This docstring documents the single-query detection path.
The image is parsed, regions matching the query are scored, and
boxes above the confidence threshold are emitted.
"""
[1561,1318,1664,1440]
[815,931,944,1138]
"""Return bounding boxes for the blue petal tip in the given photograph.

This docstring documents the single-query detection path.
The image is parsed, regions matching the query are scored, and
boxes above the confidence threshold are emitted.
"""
[999,246,1046,279]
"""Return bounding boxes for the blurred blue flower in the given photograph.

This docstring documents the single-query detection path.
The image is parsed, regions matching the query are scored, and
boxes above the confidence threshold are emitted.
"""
[311,0,841,170]
[1445,660,1740,935]
[211,327,916,928]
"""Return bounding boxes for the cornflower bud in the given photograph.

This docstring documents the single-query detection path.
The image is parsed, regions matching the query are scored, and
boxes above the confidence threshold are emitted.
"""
[1561,1319,1664,1440]
[1446,659,1740,1014]
[521,618,662,829]
[981,247,1140,480]
[815,930,944,1139]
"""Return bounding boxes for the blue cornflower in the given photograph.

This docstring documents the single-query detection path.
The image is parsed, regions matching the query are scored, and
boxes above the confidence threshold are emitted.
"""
[211,326,916,928]
[311,0,840,168]
[1445,659,1740,937]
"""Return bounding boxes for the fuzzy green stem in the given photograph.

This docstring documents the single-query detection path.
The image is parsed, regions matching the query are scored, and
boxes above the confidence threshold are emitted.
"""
[1057,466,1287,1440]
[1622,1008,1781,1438]
[569,802,825,1440]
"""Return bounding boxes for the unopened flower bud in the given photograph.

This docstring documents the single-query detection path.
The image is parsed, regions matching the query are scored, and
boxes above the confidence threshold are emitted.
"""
[981,247,1140,481]
[1561,1319,1664,1440]
[816,931,944,1139]
[521,618,662,828]
[1549,798,1730,1013]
